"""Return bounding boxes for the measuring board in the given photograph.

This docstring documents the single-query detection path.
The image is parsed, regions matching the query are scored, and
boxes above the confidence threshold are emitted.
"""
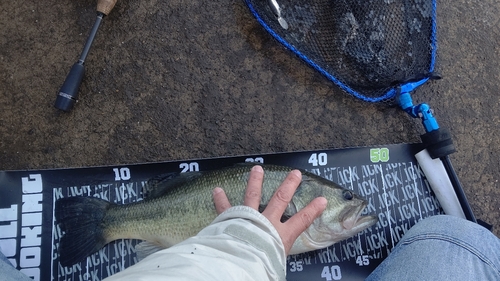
[0,143,444,281]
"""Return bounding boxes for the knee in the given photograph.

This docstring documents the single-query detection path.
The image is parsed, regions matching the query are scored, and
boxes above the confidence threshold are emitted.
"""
[402,215,496,246]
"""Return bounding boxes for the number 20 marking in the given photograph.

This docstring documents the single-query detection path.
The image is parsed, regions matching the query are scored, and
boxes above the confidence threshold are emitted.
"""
[180,162,199,173]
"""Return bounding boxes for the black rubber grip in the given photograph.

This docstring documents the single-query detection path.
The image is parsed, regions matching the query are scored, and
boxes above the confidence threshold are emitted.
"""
[55,62,85,112]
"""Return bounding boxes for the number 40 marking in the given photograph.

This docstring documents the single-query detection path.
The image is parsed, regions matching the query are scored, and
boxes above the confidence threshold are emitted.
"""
[309,153,328,166]
[321,265,342,281]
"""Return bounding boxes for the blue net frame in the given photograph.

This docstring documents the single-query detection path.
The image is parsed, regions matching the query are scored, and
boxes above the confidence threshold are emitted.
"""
[244,0,438,103]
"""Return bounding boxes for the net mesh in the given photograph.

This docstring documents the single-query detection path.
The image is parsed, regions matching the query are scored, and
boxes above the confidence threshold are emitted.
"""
[245,0,437,103]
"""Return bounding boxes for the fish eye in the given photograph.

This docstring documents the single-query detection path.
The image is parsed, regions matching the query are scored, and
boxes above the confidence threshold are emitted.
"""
[342,190,354,200]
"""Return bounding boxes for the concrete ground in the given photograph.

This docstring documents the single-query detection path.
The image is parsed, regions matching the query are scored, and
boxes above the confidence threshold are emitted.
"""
[0,0,498,236]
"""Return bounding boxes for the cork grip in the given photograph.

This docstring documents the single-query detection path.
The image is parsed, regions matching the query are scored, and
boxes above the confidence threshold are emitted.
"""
[97,0,118,15]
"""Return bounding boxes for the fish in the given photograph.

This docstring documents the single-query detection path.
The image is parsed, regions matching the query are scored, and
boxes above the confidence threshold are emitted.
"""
[55,164,377,267]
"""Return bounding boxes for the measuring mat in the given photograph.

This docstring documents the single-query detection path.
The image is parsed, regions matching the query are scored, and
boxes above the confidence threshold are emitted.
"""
[0,144,443,281]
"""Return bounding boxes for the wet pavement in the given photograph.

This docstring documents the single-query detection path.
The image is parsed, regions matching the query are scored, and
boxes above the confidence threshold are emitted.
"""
[0,0,498,235]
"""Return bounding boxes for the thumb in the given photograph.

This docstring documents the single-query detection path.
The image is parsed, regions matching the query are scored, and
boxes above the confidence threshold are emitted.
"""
[213,187,232,214]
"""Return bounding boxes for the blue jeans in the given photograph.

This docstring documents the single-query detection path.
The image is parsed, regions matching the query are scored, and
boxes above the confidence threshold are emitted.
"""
[1,215,499,280]
[366,215,500,281]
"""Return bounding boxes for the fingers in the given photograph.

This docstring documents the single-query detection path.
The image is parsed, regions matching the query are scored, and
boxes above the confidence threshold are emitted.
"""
[262,169,302,221]
[244,165,264,210]
[213,187,231,214]
[214,165,264,214]
[260,169,327,255]
[281,197,327,251]
[214,167,328,256]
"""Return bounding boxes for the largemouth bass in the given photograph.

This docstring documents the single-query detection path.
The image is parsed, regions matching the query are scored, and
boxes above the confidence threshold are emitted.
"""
[55,164,377,266]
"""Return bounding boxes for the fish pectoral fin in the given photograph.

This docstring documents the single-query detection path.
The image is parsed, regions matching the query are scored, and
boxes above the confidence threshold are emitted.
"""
[135,241,168,261]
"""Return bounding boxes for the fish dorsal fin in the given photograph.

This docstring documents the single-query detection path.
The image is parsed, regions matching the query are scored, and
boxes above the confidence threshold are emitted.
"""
[233,162,257,167]
[135,241,168,261]
[143,172,205,199]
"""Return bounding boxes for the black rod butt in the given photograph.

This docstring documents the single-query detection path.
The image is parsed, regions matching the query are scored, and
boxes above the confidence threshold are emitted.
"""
[55,62,85,112]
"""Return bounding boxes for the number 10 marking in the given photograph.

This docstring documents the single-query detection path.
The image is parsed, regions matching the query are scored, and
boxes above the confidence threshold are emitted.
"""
[113,167,131,181]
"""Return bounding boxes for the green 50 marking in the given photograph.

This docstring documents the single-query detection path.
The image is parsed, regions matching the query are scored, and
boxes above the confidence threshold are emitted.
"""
[370,148,389,163]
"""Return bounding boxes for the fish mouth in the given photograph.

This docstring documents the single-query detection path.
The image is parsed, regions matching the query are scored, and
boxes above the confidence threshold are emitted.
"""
[341,202,377,231]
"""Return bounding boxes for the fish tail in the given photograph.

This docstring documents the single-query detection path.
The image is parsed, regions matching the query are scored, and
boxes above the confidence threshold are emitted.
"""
[55,196,111,266]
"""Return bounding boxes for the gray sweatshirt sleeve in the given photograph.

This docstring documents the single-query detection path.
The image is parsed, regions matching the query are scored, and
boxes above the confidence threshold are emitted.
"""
[103,205,287,281]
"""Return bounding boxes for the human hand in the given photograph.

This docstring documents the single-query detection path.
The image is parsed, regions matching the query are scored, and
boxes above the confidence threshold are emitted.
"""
[213,165,327,255]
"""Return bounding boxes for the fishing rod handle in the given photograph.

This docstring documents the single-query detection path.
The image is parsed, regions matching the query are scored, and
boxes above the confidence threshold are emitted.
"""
[54,62,85,111]
[97,0,118,15]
